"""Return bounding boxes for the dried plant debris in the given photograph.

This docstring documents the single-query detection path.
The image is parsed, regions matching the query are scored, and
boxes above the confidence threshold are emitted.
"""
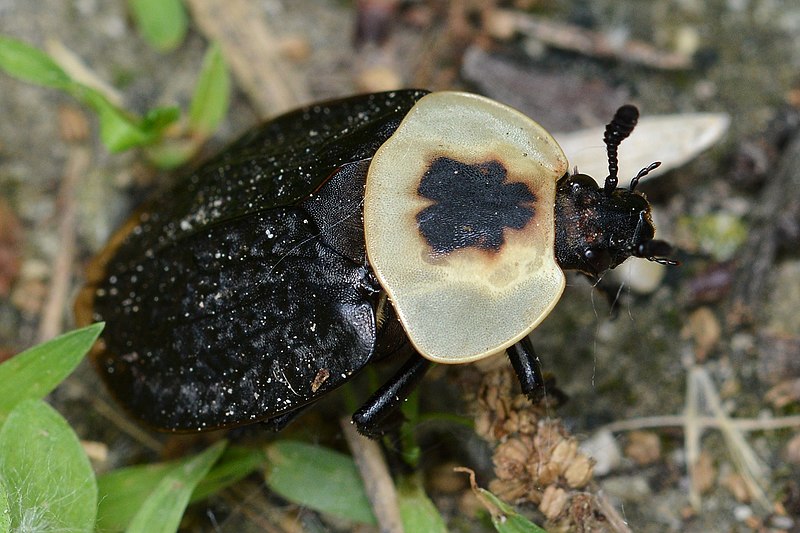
[624,431,662,466]
[765,378,800,411]
[598,363,799,514]
[472,365,608,527]
[680,307,722,362]
[489,422,594,503]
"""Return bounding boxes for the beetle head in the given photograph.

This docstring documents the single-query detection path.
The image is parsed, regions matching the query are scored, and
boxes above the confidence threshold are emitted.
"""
[554,173,675,278]
[553,105,676,279]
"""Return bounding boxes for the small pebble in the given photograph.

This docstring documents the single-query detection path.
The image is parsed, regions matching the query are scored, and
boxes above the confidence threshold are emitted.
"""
[355,65,402,93]
[783,432,800,465]
[625,431,661,465]
[581,429,622,476]
[733,504,753,521]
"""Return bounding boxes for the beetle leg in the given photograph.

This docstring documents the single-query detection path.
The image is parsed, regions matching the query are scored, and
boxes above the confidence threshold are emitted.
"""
[261,408,307,432]
[507,336,546,401]
[352,353,432,438]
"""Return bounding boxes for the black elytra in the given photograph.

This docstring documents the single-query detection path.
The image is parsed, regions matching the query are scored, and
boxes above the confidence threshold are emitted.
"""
[75,89,675,437]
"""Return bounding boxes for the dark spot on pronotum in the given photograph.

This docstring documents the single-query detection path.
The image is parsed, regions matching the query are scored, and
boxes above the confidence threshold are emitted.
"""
[415,157,536,255]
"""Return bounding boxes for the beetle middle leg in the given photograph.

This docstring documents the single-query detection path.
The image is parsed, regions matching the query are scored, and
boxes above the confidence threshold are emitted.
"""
[352,353,432,437]
[507,337,569,407]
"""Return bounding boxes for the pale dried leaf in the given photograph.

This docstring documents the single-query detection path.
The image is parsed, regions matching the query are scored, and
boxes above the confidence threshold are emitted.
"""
[556,112,730,188]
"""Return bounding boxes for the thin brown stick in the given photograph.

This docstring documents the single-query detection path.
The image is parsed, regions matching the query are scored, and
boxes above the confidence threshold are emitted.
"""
[597,365,785,512]
[599,413,800,433]
[45,40,124,106]
[185,0,311,118]
[83,382,163,453]
[339,418,403,533]
[37,147,89,343]
[685,363,702,510]
[507,10,691,70]
[220,483,291,533]
[594,491,634,533]
[692,367,770,510]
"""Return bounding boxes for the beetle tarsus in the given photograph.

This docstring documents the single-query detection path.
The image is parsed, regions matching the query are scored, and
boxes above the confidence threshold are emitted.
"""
[352,353,432,438]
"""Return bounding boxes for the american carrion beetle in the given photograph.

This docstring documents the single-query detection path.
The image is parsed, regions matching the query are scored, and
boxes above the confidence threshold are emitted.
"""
[75,90,675,436]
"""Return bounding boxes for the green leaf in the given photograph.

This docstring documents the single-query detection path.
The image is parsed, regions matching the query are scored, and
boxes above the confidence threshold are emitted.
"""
[143,138,200,169]
[96,444,264,531]
[90,97,178,153]
[97,462,174,532]
[77,86,180,152]
[0,399,97,532]
[264,440,377,525]
[141,105,181,132]
[191,446,265,502]
[125,441,227,533]
[0,36,72,88]
[0,323,103,424]
[399,389,421,467]
[457,468,548,533]
[189,42,230,138]
[398,476,447,533]
[477,487,548,533]
[128,0,188,52]
[0,37,180,153]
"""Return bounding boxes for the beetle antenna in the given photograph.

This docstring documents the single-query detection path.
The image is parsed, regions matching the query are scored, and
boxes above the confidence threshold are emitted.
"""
[604,105,639,195]
[636,239,680,266]
[650,256,680,266]
[629,161,661,191]
[631,213,680,265]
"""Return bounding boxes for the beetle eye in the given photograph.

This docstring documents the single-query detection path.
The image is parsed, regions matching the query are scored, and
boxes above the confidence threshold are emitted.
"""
[566,174,596,192]
[583,247,612,274]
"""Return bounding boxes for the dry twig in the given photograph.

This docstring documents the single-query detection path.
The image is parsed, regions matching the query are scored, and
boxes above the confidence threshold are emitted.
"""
[501,10,691,70]
[185,0,311,118]
[37,147,89,343]
[340,418,403,533]
[598,364,783,512]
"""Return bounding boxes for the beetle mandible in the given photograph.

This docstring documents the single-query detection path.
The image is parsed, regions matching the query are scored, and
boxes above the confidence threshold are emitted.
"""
[75,90,675,436]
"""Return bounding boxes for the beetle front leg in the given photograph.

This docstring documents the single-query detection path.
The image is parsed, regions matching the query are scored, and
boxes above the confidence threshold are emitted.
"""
[352,353,432,438]
[507,336,546,402]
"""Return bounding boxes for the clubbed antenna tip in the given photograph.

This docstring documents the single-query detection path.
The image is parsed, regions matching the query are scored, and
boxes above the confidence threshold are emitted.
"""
[603,105,639,194]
